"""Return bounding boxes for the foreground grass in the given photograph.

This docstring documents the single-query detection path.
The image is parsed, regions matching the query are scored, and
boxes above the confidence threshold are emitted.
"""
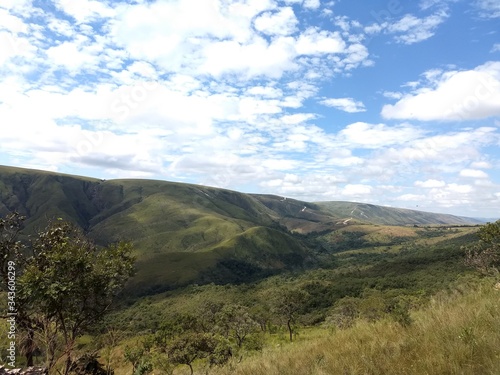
[209,280,500,375]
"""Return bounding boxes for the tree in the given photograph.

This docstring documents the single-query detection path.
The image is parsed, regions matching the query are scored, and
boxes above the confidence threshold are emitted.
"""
[124,343,153,375]
[216,304,258,348]
[0,215,136,374]
[166,332,231,375]
[271,287,308,342]
[464,221,500,277]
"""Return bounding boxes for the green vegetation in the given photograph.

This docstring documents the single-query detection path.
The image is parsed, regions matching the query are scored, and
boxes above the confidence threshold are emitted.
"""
[0,166,498,374]
[0,213,134,374]
[316,201,482,226]
[464,220,500,276]
[211,280,500,375]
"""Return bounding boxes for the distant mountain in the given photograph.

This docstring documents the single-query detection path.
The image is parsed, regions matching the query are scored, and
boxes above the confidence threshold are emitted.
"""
[472,217,498,223]
[314,201,483,226]
[0,165,482,294]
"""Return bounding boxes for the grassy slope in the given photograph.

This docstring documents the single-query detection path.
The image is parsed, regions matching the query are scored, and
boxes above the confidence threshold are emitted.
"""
[0,166,313,294]
[316,201,482,225]
[211,281,500,375]
[251,195,339,233]
[0,165,100,232]
[127,226,313,295]
[88,179,276,251]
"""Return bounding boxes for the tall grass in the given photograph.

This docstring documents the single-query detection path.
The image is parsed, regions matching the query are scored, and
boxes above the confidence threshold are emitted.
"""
[210,281,500,375]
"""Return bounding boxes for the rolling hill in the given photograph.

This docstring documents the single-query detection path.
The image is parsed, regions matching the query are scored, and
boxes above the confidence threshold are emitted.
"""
[0,165,483,294]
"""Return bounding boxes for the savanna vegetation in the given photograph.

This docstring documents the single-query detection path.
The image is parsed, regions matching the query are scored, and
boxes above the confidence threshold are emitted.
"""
[0,166,498,375]
[3,212,497,374]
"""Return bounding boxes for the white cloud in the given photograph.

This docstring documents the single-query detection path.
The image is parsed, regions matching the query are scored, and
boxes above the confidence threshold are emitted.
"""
[397,193,425,202]
[415,179,446,188]
[381,61,500,121]
[387,11,448,44]
[280,113,316,124]
[111,0,278,73]
[54,0,116,23]
[491,43,500,53]
[0,0,32,13]
[254,7,298,36]
[320,97,365,113]
[475,0,500,18]
[337,122,422,148]
[0,8,28,33]
[110,1,362,79]
[1,0,499,218]
[395,182,481,211]
[304,0,321,9]
[46,38,101,72]
[382,91,403,100]
[247,86,283,98]
[0,32,35,64]
[386,127,497,164]
[339,43,370,70]
[295,28,346,55]
[260,173,346,199]
[470,161,492,169]
[200,36,298,78]
[365,10,448,44]
[341,184,373,197]
[47,18,76,38]
[459,168,489,178]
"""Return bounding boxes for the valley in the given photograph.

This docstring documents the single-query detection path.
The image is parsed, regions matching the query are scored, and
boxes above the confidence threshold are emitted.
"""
[0,165,497,375]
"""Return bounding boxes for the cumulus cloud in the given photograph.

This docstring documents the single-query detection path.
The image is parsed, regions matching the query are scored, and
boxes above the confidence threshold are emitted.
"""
[108,1,363,79]
[381,61,500,121]
[254,7,298,36]
[459,168,489,178]
[1,0,499,217]
[341,184,373,197]
[337,122,423,148]
[320,97,365,113]
[295,28,346,55]
[304,0,321,10]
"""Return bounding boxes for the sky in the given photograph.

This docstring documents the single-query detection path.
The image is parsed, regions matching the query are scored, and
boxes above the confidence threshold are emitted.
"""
[0,0,499,218]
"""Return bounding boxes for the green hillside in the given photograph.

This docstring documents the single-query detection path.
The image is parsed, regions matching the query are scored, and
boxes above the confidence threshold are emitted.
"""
[0,165,483,295]
[0,166,313,294]
[316,201,483,226]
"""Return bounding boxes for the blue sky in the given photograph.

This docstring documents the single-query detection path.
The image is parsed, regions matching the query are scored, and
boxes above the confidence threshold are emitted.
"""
[0,0,499,217]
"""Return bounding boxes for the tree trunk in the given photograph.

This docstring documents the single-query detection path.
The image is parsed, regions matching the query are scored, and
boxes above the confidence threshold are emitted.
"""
[25,327,35,366]
[287,319,293,342]
[64,354,72,375]
[188,363,194,375]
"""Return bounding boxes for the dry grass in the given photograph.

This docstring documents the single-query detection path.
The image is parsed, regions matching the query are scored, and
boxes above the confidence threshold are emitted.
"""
[210,281,500,375]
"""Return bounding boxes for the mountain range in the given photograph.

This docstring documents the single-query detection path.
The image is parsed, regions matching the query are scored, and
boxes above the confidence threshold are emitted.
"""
[0,165,483,295]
